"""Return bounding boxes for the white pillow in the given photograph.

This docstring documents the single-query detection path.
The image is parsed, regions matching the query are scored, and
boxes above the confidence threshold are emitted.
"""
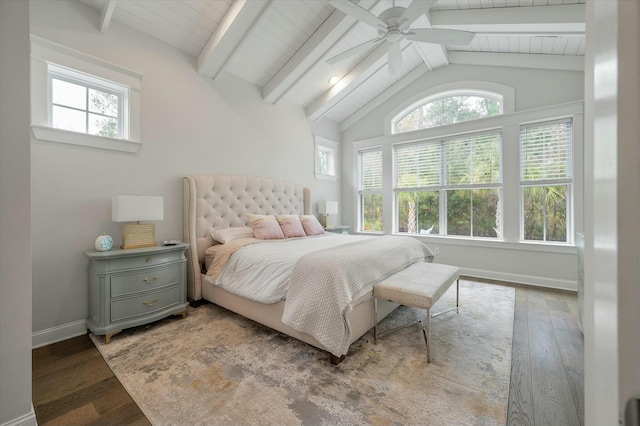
[211,227,254,244]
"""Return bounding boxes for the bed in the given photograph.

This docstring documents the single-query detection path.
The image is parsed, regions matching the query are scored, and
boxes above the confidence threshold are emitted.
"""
[183,174,433,363]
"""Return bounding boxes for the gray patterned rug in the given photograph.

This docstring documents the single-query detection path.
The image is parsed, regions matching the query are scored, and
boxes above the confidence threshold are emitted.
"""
[91,280,514,425]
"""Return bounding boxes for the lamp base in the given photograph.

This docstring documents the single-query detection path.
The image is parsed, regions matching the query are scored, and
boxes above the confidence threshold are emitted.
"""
[121,223,157,249]
[320,214,336,228]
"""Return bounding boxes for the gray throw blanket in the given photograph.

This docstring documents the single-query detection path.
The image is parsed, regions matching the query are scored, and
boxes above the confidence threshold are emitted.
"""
[281,235,434,357]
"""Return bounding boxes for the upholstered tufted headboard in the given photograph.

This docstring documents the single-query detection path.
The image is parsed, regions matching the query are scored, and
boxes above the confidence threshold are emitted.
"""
[183,175,310,301]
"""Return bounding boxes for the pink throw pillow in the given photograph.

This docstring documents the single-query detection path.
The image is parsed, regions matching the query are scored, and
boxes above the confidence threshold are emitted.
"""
[247,214,285,240]
[300,215,325,236]
[276,215,306,238]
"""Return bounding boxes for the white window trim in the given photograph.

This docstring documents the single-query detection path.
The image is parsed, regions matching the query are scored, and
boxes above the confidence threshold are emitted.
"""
[314,136,338,181]
[518,118,575,244]
[354,100,584,247]
[357,147,384,233]
[384,81,516,136]
[48,64,127,139]
[30,35,143,154]
[392,130,504,237]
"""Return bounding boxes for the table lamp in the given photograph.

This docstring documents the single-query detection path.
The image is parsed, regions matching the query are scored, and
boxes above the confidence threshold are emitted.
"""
[112,195,163,249]
[318,201,338,228]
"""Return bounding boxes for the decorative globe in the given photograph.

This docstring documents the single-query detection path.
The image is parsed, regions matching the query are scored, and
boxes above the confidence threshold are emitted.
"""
[95,234,113,251]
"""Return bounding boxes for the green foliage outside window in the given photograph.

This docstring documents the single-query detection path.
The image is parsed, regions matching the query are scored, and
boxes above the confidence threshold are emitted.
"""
[523,185,567,241]
[89,89,119,138]
[361,194,383,231]
[395,95,501,134]
[520,119,572,242]
[395,131,502,238]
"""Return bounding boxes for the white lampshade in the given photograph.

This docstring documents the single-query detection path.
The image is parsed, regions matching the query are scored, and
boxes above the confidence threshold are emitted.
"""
[318,201,338,215]
[112,195,163,222]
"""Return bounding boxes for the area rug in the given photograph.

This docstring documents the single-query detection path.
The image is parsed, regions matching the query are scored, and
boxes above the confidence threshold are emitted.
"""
[91,280,514,425]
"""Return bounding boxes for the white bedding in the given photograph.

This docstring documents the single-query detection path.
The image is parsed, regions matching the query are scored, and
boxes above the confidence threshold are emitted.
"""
[282,235,433,356]
[207,233,374,303]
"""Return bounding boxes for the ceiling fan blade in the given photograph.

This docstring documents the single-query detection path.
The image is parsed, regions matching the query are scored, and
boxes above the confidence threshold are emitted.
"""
[399,0,437,29]
[388,42,403,78]
[326,38,384,64]
[407,28,476,45]
[328,0,386,29]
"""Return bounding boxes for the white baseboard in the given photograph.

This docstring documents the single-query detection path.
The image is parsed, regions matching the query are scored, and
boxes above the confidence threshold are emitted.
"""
[28,270,575,350]
[461,267,578,291]
[32,319,88,349]
[1,403,37,426]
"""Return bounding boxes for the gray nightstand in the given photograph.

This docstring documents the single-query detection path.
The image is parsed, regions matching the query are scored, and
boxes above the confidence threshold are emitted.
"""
[325,225,350,235]
[85,243,189,343]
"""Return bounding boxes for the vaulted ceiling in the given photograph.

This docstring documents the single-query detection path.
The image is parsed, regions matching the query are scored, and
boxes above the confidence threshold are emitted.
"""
[79,0,586,130]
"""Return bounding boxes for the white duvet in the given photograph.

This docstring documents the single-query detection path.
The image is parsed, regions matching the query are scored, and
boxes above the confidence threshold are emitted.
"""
[207,233,373,304]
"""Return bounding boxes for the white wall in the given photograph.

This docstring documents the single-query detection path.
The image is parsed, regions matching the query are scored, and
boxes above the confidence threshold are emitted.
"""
[29,0,340,344]
[585,1,640,424]
[341,64,585,289]
[0,0,36,425]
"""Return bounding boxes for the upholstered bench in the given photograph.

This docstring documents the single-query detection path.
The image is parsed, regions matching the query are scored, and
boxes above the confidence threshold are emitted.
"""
[373,262,460,362]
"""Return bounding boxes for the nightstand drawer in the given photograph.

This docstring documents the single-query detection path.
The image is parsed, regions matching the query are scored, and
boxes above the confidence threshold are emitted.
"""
[110,251,181,271]
[111,285,181,322]
[111,265,181,297]
[86,243,188,342]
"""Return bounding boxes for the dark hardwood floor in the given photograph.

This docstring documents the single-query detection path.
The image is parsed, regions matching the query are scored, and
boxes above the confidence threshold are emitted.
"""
[506,283,584,426]
[32,281,583,426]
[32,333,150,425]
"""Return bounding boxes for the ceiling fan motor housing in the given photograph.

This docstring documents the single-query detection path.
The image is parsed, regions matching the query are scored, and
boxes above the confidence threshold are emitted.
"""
[378,7,413,41]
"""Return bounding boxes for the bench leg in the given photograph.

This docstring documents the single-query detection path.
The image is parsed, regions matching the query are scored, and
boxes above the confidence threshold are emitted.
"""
[373,298,378,345]
[423,277,460,363]
[456,278,459,313]
[422,307,431,363]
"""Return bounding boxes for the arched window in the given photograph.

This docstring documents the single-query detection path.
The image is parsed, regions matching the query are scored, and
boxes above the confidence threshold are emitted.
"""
[392,91,503,134]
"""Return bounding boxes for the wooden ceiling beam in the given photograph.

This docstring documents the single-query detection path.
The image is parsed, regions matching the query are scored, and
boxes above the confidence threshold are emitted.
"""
[262,0,380,105]
[448,51,584,72]
[307,41,396,121]
[99,0,117,34]
[430,4,585,34]
[197,0,270,79]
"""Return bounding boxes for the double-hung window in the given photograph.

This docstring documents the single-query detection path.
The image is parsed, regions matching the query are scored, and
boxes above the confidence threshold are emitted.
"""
[394,130,502,237]
[520,118,573,243]
[358,148,383,232]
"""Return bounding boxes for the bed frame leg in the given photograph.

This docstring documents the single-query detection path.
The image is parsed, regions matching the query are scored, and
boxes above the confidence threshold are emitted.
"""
[329,354,345,365]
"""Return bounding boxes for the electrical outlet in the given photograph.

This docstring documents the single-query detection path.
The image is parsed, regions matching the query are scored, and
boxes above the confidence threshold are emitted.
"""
[433,247,440,255]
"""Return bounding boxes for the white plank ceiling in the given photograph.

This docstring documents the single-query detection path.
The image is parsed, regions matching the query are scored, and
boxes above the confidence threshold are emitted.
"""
[79,0,586,129]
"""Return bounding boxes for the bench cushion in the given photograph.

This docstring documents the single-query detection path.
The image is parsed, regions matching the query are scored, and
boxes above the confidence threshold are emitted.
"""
[374,262,460,309]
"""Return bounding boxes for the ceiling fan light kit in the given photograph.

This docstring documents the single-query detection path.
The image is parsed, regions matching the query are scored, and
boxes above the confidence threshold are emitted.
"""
[327,0,476,78]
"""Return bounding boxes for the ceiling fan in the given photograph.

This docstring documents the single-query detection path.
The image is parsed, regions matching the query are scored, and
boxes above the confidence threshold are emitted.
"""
[326,0,475,78]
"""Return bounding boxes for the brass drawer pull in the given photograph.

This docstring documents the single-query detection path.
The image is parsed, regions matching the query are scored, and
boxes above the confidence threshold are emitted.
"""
[143,298,158,306]
[146,257,153,263]
[143,275,159,283]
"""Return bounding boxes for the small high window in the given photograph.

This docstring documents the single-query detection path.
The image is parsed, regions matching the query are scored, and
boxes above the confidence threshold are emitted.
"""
[315,137,338,180]
[393,92,503,134]
[49,64,127,139]
[31,36,142,153]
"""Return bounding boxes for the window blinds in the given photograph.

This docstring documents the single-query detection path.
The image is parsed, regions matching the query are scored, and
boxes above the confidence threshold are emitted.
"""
[394,142,440,188]
[359,148,382,191]
[394,130,501,190]
[520,118,573,184]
